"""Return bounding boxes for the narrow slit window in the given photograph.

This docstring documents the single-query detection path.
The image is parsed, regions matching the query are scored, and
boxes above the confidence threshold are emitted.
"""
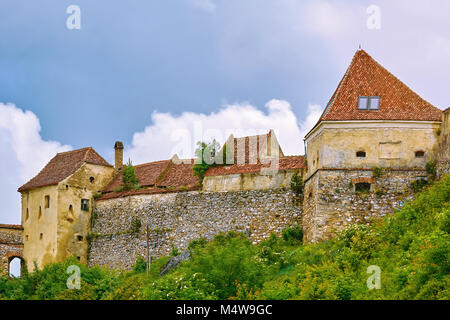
[44,195,50,208]
[81,199,89,211]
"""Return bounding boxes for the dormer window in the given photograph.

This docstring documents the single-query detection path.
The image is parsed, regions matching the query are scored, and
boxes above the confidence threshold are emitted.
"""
[358,96,380,110]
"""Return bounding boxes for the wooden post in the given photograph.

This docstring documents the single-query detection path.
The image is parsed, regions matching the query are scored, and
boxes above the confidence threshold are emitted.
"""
[146,225,150,277]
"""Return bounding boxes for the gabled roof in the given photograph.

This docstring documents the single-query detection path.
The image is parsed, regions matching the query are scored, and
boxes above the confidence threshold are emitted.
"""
[204,155,306,177]
[314,50,442,130]
[18,147,112,192]
[103,157,200,193]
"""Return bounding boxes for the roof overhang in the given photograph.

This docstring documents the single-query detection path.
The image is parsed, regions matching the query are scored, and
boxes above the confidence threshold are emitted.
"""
[304,120,442,143]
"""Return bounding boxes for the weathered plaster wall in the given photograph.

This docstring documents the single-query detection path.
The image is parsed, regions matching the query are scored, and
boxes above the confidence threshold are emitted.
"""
[0,226,23,275]
[203,170,300,192]
[305,122,441,178]
[21,185,59,271]
[303,169,423,243]
[57,163,115,265]
[21,163,115,271]
[89,189,302,270]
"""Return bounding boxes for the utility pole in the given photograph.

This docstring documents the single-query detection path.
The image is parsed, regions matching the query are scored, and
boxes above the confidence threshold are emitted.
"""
[146,225,150,277]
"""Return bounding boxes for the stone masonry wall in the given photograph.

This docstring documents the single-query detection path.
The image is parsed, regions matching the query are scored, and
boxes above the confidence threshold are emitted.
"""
[0,226,24,275]
[303,169,425,243]
[89,189,302,270]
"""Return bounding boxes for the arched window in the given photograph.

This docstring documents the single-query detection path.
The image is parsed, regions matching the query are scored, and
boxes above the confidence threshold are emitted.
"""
[356,151,366,158]
[415,151,425,158]
[8,257,24,278]
[355,182,371,193]
[90,177,95,183]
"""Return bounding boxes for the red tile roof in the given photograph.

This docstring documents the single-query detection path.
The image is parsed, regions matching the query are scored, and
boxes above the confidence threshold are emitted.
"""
[18,148,112,192]
[102,158,201,193]
[204,155,306,176]
[314,50,442,130]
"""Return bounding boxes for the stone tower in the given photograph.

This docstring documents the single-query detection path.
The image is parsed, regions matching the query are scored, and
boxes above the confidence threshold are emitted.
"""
[302,50,443,243]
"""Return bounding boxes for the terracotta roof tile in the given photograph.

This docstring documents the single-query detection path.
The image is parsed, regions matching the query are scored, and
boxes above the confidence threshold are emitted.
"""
[204,155,306,176]
[315,50,442,128]
[158,159,200,188]
[18,148,112,192]
[103,158,201,193]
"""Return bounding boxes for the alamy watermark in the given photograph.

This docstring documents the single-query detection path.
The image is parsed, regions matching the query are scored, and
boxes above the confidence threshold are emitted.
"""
[66,265,81,289]
[366,265,381,290]
[66,5,81,30]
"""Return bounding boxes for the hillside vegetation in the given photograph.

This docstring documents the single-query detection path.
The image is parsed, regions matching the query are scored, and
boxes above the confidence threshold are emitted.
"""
[1,175,449,300]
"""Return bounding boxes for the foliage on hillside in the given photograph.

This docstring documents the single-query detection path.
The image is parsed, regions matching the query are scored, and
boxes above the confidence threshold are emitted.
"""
[1,175,449,300]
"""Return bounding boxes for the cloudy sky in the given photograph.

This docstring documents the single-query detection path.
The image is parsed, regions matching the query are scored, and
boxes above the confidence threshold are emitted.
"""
[0,0,449,224]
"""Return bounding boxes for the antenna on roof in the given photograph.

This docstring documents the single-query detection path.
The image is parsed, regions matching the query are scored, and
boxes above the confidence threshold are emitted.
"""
[359,44,362,50]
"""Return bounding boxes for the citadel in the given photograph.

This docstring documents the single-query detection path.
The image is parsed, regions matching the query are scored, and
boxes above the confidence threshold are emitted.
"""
[1,50,449,274]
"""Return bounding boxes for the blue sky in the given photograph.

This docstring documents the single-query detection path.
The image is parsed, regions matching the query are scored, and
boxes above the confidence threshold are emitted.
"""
[1,0,449,224]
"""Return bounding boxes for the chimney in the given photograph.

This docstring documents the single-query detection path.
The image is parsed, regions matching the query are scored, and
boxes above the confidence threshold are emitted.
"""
[114,141,124,170]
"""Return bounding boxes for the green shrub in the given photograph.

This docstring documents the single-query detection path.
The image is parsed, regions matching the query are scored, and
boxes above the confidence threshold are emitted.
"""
[282,226,303,244]
[372,167,383,178]
[130,217,142,234]
[290,172,304,196]
[122,159,139,191]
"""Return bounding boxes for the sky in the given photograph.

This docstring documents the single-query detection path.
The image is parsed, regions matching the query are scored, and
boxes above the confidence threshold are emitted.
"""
[0,0,449,225]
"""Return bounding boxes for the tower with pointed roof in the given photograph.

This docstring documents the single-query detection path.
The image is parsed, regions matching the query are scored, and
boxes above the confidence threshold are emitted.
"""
[17,147,115,271]
[303,50,444,243]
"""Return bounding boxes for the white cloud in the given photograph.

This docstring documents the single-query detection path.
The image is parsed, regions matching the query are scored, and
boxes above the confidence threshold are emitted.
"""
[190,0,216,13]
[127,99,320,165]
[0,102,71,224]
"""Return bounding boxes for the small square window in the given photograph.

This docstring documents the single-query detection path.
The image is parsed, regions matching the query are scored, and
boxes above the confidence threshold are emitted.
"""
[81,199,89,211]
[358,97,369,109]
[369,97,380,110]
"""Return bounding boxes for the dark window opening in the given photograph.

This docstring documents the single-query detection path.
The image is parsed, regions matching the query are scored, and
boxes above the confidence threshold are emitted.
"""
[356,151,366,158]
[25,209,29,221]
[90,177,95,183]
[38,206,42,219]
[81,199,89,211]
[77,235,83,242]
[415,151,425,158]
[45,195,50,208]
[77,256,81,261]
[355,182,371,193]
[39,233,43,240]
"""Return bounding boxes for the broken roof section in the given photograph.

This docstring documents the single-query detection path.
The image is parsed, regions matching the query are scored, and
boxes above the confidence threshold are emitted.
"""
[18,147,112,192]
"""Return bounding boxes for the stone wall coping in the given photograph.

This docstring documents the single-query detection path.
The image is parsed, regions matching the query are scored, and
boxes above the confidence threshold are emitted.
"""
[0,224,23,230]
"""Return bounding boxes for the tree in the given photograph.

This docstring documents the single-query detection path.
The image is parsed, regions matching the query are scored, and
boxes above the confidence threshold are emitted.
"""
[122,159,139,191]
[193,140,223,183]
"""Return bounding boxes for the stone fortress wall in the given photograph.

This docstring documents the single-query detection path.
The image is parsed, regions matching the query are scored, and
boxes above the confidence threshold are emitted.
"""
[88,189,302,270]
[0,225,23,275]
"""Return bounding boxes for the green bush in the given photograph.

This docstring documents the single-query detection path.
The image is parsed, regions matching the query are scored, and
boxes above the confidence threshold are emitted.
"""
[2,175,449,300]
[122,159,139,191]
[290,172,304,196]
